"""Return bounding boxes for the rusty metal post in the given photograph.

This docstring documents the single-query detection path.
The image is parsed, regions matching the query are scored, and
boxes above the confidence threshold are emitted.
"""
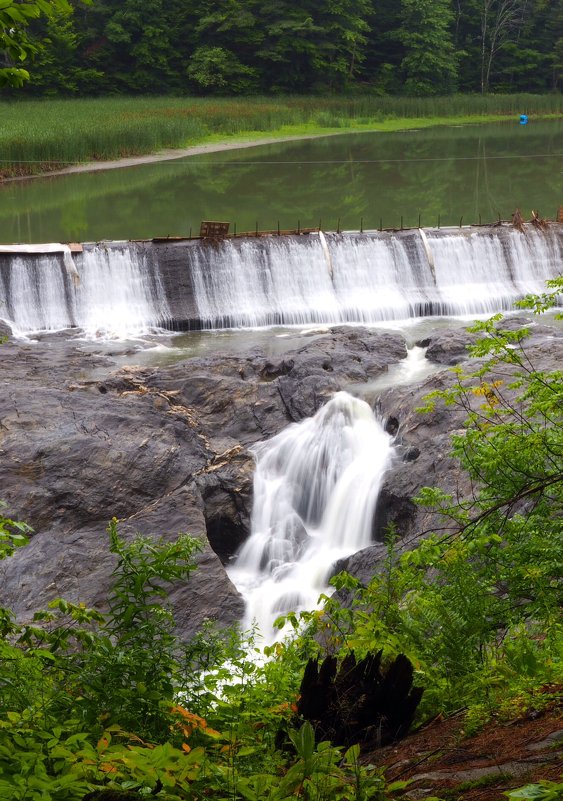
[298,220,300,234]
[459,216,463,228]
[438,215,440,229]
[401,216,403,230]
[337,217,340,234]
[380,218,382,231]
[418,213,421,228]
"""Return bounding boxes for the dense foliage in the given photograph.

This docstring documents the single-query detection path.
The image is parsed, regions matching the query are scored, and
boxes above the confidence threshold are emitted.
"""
[0,0,71,87]
[3,0,563,96]
[0,283,560,798]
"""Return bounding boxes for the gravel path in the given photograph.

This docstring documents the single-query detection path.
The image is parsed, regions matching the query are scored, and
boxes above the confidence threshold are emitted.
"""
[6,131,348,182]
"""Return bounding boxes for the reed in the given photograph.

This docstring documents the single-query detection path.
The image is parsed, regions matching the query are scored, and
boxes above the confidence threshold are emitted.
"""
[0,94,560,177]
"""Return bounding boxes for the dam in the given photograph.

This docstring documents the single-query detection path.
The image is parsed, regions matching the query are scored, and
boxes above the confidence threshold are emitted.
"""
[0,223,561,337]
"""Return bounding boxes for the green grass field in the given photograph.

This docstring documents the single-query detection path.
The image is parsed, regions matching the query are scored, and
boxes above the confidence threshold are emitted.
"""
[1,93,561,178]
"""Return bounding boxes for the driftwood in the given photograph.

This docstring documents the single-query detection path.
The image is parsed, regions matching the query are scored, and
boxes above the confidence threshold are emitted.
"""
[530,210,548,230]
[511,208,525,232]
[297,650,423,749]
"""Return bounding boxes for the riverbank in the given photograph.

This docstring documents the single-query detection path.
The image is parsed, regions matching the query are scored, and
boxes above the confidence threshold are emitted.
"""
[0,117,520,182]
[1,93,561,180]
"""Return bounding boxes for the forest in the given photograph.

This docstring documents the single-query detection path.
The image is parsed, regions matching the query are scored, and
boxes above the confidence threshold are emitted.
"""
[6,0,563,98]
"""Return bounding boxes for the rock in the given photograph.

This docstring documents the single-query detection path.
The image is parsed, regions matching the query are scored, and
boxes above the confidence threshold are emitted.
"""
[419,329,476,365]
[0,320,12,340]
[0,327,408,636]
[331,541,389,587]
[0,320,559,637]
[194,451,255,565]
[0,483,244,639]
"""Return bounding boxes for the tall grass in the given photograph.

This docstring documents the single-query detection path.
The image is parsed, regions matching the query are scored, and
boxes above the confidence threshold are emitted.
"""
[0,94,561,177]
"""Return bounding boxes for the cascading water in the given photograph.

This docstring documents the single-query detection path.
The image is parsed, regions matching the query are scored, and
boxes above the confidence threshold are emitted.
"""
[1,225,561,336]
[74,248,170,338]
[189,227,562,328]
[0,245,170,338]
[228,391,394,640]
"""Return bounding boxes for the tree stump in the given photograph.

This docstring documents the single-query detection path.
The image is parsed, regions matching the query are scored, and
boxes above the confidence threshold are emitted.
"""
[297,650,423,749]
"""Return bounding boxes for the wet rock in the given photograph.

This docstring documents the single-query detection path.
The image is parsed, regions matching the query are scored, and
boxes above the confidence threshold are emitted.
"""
[0,327,409,636]
[194,451,254,565]
[421,329,476,365]
[0,321,559,637]
[0,320,13,340]
[331,541,389,587]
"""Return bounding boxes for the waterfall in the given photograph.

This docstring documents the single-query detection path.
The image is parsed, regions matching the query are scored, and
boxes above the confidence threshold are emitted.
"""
[0,245,170,338]
[3,255,70,334]
[228,392,394,640]
[74,248,170,338]
[1,225,560,336]
[189,227,561,328]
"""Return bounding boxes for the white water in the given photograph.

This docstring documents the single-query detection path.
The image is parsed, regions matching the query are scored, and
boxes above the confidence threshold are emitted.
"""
[74,248,170,338]
[190,228,561,328]
[1,226,560,337]
[0,246,170,338]
[228,391,394,640]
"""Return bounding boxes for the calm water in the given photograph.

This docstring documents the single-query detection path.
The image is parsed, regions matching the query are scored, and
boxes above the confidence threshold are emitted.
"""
[1,119,561,243]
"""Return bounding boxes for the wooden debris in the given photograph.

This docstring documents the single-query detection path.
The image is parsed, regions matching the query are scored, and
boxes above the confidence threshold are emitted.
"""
[531,210,548,230]
[511,208,524,232]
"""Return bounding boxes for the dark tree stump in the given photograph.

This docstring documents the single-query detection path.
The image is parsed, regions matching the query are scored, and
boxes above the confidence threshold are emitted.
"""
[297,650,423,749]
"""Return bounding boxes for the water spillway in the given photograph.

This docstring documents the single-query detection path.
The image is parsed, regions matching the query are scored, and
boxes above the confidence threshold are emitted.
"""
[0,224,561,336]
[183,226,562,328]
[0,246,171,338]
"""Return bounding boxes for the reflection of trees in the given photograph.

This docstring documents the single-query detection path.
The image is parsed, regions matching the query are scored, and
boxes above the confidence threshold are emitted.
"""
[0,120,561,242]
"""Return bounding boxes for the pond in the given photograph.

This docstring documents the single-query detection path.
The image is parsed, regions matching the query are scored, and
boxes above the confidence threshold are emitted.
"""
[0,119,561,244]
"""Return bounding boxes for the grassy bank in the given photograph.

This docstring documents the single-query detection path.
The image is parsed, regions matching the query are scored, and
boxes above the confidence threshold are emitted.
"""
[1,93,561,178]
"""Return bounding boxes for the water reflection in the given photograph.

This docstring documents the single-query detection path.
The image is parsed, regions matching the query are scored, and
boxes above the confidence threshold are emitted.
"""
[0,120,561,243]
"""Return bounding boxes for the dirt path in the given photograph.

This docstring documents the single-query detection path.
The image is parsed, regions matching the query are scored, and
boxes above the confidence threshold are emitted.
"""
[366,695,562,801]
[4,131,348,183]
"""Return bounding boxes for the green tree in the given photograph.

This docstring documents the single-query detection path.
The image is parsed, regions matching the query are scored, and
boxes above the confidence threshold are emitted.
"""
[397,0,458,95]
[314,0,372,88]
[102,0,180,93]
[0,0,71,87]
[185,0,262,93]
[25,2,103,94]
[454,0,529,92]
[478,0,528,92]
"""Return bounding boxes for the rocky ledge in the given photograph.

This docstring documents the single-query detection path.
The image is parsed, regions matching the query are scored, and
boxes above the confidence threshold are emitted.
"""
[0,317,560,637]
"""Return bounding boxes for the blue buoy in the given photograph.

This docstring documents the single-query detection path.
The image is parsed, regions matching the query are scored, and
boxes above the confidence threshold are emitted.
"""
[520,114,528,125]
